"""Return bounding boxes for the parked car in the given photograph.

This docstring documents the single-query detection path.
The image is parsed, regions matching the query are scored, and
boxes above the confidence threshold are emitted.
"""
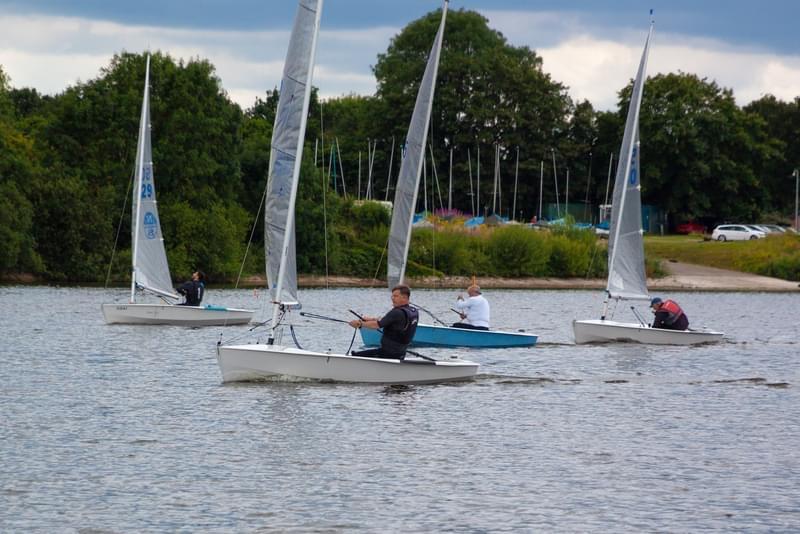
[744,224,772,234]
[711,224,766,241]
[676,221,706,234]
[758,224,786,233]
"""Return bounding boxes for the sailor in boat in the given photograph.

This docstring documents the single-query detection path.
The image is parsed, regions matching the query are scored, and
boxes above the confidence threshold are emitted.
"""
[176,270,205,306]
[650,297,689,330]
[349,284,419,360]
[452,285,490,330]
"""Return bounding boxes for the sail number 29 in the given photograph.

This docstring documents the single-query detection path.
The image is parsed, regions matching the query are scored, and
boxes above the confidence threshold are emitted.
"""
[141,183,153,199]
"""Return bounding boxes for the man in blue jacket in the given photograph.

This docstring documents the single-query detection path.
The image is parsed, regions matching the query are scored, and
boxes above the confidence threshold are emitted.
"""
[177,270,205,306]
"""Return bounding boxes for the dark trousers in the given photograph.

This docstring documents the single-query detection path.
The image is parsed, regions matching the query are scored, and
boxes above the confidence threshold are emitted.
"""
[451,322,489,330]
[351,348,405,360]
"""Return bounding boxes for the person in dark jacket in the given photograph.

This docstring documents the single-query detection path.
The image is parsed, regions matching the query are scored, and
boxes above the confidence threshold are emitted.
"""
[349,284,419,360]
[650,297,689,330]
[177,270,205,306]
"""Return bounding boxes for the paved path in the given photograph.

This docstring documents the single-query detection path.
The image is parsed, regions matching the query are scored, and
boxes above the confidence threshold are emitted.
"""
[650,261,800,292]
[280,262,800,292]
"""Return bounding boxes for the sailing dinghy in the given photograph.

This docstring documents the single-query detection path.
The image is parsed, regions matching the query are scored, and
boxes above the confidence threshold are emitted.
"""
[572,17,723,345]
[358,3,536,350]
[216,0,478,384]
[101,55,254,326]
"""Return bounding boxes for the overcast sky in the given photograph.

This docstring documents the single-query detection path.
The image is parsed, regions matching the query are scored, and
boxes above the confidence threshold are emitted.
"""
[1,0,798,111]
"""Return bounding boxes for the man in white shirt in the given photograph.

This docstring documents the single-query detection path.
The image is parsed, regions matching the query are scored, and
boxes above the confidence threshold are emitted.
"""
[452,285,490,330]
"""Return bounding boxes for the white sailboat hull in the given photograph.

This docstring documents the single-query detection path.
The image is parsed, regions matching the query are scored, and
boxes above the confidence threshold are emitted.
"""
[216,343,479,384]
[102,303,253,326]
[573,319,724,345]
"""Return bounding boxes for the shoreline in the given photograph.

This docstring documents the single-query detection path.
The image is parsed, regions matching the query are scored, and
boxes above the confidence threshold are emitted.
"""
[3,262,799,292]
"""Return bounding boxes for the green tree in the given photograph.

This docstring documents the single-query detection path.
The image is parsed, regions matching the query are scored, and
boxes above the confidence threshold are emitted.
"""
[0,66,45,274]
[21,52,249,281]
[744,95,800,218]
[372,8,572,218]
[616,72,776,225]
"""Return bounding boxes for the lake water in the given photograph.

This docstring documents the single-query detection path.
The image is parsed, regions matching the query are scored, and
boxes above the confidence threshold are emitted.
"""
[2,286,799,531]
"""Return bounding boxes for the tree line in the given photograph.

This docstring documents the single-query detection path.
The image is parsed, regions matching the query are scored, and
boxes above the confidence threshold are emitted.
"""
[1,8,798,282]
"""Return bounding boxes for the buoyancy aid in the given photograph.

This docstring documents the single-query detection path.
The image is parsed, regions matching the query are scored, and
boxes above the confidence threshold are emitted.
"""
[660,299,684,325]
[382,304,419,346]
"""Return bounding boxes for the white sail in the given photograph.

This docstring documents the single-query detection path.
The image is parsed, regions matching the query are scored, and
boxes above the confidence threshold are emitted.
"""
[606,22,653,301]
[265,0,321,315]
[131,54,176,301]
[387,2,448,288]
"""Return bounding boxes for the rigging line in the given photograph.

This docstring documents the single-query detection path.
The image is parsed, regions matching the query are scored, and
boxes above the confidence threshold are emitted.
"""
[371,240,389,287]
[345,327,359,355]
[289,325,304,350]
[411,302,448,326]
[583,233,603,281]
[429,143,444,211]
[299,311,350,324]
[104,166,135,289]
[234,171,268,291]
[220,318,273,345]
[320,102,330,289]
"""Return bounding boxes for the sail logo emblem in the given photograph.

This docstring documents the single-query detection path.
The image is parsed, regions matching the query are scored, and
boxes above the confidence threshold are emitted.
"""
[143,211,158,239]
[629,147,638,185]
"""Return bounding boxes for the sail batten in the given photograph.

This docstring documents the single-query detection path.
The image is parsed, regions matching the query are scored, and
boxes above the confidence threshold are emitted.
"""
[387,3,448,289]
[264,0,322,320]
[606,23,653,301]
[131,54,176,301]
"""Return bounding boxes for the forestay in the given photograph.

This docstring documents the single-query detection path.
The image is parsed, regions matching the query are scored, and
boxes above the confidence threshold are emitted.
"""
[131,55,176,300]
[606,23,653,301]
[387,2,448,288]
[264,0,321,307]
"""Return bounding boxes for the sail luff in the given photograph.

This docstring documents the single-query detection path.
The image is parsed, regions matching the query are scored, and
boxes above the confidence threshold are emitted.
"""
[606,21,653,301]
[265,0,322,334]
[130,55,150,303]
[387,1,448,288]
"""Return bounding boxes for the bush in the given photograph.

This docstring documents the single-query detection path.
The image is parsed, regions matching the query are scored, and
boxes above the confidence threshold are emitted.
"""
[349,200,391,227]
[548,234,592,277]
[757,251,800,281]
[485,226,550,276]
[409,228,473,276]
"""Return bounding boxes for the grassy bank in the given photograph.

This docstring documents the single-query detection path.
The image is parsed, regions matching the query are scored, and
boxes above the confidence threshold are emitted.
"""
[645,233,800,281]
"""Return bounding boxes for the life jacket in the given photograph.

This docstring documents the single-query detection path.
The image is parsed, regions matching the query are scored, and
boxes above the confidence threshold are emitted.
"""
[381,305,419,351]
[182,280,204,306]
[660,299,684,325]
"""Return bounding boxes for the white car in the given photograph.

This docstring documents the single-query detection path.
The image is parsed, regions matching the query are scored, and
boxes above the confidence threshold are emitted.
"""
[711,224,766,241]
[745,224,772,234]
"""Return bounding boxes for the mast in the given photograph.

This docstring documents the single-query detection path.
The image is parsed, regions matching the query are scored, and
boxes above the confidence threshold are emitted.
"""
[336,137,347,197]
[386,0,448,287]
[602,14,654,317]
[476,145,480,216]
[130,54,150,303]
[606,19,653,294]
[467,148,475,216]
[513,146,519,221]
[384,137,395,201]
[492,144,499,215]
[603,152,614,220]
[448,147,453,211]
[551,149,560,218]
[268,0,323,341]
[538,160,543,220]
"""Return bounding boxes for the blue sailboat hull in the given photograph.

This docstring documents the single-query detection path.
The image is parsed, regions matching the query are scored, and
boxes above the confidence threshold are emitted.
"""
[359,323,538,348]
